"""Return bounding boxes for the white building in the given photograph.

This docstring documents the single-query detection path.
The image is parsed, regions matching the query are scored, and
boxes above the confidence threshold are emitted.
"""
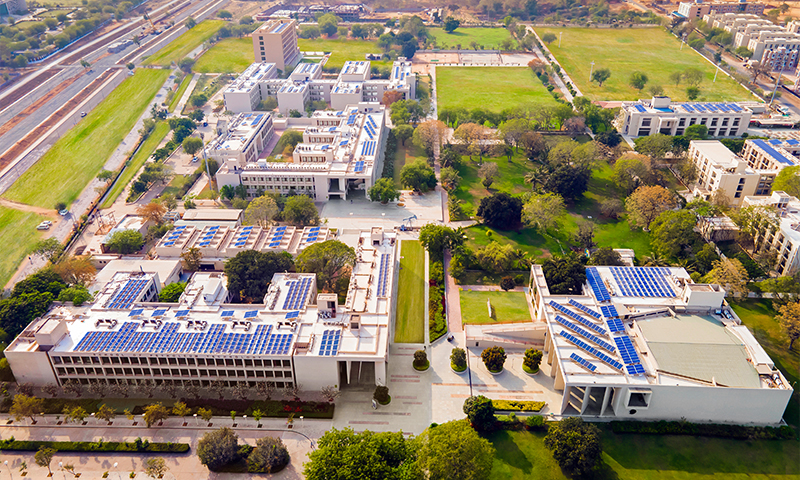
[743,191,800,275]
[0,0,25,15]
[213,103,387,201]
[5,228,398,393]
[527,264,792,424]
[704,12,800,70]
[206,112,275,164]
[222,63,279,113]
[619,96,753,138]
[676,0,764,19]
[252,18,301,70]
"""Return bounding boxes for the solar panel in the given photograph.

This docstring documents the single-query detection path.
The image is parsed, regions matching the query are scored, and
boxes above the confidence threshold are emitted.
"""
[568,299,602,319]
[285,311,299,319]
[221,310,235,317]
[586,267,610,302]
[600,305,619,318]
[244,310,258,318]
[606,317,625,333]
[128,309,144,317]
[570,353,597,372]
[555,316,615,352]
[610,266,675,298]
[549,302,607,335]
[613,335,642,365]
[152,309,167,317]
[559,331,624,371]
[626,364,646,375]
[174,310,190,317]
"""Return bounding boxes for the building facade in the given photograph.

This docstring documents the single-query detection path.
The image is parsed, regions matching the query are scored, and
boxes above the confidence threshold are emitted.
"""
[206,112,274,164]
[677,0,765,19]
[619,96,752,138]
[0,0,25,15]
[743,191,800,275]
[252,19,301,70]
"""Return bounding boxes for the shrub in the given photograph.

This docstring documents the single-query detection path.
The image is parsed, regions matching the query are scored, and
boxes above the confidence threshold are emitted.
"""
[450,347,466,371]
[481,346,507,372]
[197,428,240,471]
[492,400,546,412]
[513,274,525,285]
[463,395,495,432]
[413,350,428,369]
[373,386,390,404]
[500,276,516,291]
[609,420,796,440]
[0,439,188,453]
[522,349,543,373]
[545,417,603,477]
[526,415,545,430]
[247,437,290,473]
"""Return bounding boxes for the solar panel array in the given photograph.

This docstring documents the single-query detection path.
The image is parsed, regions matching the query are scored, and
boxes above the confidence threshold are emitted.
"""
[232,226,254,248]
[610,267,675,297]
[360,140,377,157]
[613,335,642,365]
[559,331,624,371]
[570,353,597,372]
[129,309,144,317]
[174,310,190,317]
[346,114,356,125]
[354,161,365,173]
[377,254,390,297]
[72,322,293,355]
[152,309,167,317]
[600,305,619,318]
[269,226,287,248]
[244,310,259,319]
[681,103,742,113]
[634,104,646,113]
[568,299,602,319]
[586,267,610,302]
[285,311,299,319]
[282,277,312,310]
[306,226,321,243]
[364,123,377,140]
[548,302,607,335]
[319,329,341,356]
[107,279,149,309]
[555,316,616,353]
[626,364,646,375]
[606,317,625,333]
[162,225,188,247]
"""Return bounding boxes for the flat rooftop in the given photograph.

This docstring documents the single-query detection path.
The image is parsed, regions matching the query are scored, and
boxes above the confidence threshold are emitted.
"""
[209,113,271,153]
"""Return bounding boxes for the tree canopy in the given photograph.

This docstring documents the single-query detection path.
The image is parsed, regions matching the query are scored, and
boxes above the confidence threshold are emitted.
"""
[368,178,400,203]
[777,302,800,350]
[542,254,586,295]
[477,193,522,229]
[295,240,355,293]
[105,230,144,254]
[244,195,279,227]
[414,420,494,480]
[588,247,624,266]
[462,395,495,432]
[419,225,464,261]
[224,250,294,302]
[625,185,676,230]
[283,195,319,226]
[649,210,698,258]
[544,417,603,477]
[400,160,437,192]
[158,282,186,302]
[523,192,565,232]
[772,165,800,198]
[304,428,417,480]
[198,427,240,471]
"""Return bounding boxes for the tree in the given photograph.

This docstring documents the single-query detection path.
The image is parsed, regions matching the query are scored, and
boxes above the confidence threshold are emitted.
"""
[542,32,557,44]
[320,385,340,403]
[63,406,88,424]
[318,13,339,37]
[454,123,492,160]
[217,9,232,18]
[523,348,543,373]
[185,16,196,29]
[304,428,417,480]
[10,394,43,423]
[400,160,437,192]
[777,302,800,349]
[544,164,590,201]
[686,86,701,101]
[394,124,414,147]
[198,427,240,471]
[477,162,499,189]
[475,243,518,273]
[105,230,144,254]
[368,178,400,203]
[158,282,186,302]
[143,403,169,427]
[248,437,291,473]
[440,167,461,191]
[629,71,648,91]
[649,210,698,258]
[544,417,603,477]
[182,136,203,156]
[477,193,523,229]
[523,192,566,232]
[144,458,168,479]
[600,198,624,219]
[418,224,464,260]
[588,247,624,266]
[683,67,704,87]
[35,447,56,476]
[390,99,424,125]
[705,258,749,298]
[414,419,494,480]
[612,155,653,195]
[500,276,516,291]
[772,166,800,197]
[735,46,754,58]
[625,185,676,230]
[443,16,460,33]
[413,120,447,155]
[451,347,466,370]
[224,250,294,302]
[381,90,404,106]
[520,131,548,160]
[244,195,279,227]
[648,84,665,96]
[542,254,586,295]
[283,195,319,226]
[181,247,203,272]
[591,68,611,86]
[634,133,674,159]
[33,238,64,263]
[172,401,191,425]
[295,240,355,293]
[136,201,167,225]
[481,346,507,372]
[462,395,495,431]
[198,407,213,424]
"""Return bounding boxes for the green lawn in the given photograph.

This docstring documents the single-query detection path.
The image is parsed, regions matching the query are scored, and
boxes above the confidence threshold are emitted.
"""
[535,27,752,102]
[394,240,425,343]
[460,290,530,325]
[428,27,516,50]
[168,75,192,112]
[100,121,170,209]
[144,20,225,66]
[193,37,254,74]
[0,208,50,287]
[437,67,559,114]
[4,69,170,208]
[297,38,389,70]
[393,143,427,188]
[161,174,195,198]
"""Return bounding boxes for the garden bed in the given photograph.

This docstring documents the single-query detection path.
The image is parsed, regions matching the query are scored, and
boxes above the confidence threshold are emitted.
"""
[610,420,795,440]
[0,438,189,453]
[492,400,546,412]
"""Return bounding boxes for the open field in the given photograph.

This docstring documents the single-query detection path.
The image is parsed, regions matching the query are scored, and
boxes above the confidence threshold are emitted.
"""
[460,290,529,325]
[193,37,253,74]
[428,27,516,50]
[437,67,559,114]
[535,27,752,102]
[394,240,425,343]
[168,75,192,112]
[393,143,427,187]
[297,38,389,70]
[4,69,170,208]
[39,8,73,17]
[100,121,170,209]
[144,20,225,66]
[0,208,49,287]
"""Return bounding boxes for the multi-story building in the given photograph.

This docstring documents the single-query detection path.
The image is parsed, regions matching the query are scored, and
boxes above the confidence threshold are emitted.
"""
[205,112,274,164]
[704,12,800,70]
[0,0,25,15]
[677,0,765,19]
[213,104,387,201]
[618,96,753,138]
[743,191,800,275]
[5,228,398,392]
[222,63,279,113]
[252,19,301,70]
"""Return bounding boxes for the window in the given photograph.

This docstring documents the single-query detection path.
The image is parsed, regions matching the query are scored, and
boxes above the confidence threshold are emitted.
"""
[641,118,652,127]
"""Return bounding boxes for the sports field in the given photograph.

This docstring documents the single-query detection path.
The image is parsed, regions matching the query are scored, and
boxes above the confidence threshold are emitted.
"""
[0,208,49,287]
[428,27,516,50]
[193,37,253,74]
[4,69,170,208]
[144,20,225,66]
[394,240,425,343]
[534,27,752,102]
[297,38,389,70]
[437,67,559,113]
[460,290,530,325]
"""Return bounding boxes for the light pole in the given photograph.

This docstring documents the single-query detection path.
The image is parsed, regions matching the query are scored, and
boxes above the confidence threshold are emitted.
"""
[558,31,562,48]
[589,61,595,82]
[770,57,787,106]
[680,33,686,50]
[300,415,304,430]
[113,462,119,480]
[4,460,11,479]
[243,415,247,427]
[58,462,65,480]
[713,66,719,83]
[193,413,198,426]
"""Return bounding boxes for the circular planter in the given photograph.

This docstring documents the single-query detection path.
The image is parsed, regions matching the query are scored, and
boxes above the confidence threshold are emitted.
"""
[451,363,467,375]
[522,364,540,376]
[487,367,504,376]
[413,361,430,372]
[377,395,392,406]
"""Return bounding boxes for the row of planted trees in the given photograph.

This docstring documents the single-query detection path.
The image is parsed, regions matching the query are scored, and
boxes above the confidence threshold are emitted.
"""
[407,346,543,375]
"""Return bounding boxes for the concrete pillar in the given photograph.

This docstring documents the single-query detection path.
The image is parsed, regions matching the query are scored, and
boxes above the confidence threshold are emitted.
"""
[580,387,590,415]
[600,387,613,416]
[375,360,386,386]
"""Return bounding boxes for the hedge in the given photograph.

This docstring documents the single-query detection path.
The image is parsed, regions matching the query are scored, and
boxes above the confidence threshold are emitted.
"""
[610,421,796,440]
[0,438,189,453]
[492,400,546,412]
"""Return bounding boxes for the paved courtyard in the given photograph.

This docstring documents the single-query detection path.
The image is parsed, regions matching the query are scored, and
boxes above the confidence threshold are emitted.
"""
[319,191,443,231]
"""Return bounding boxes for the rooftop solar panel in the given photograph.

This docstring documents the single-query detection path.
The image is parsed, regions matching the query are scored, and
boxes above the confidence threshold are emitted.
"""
[128,309,144,317]
[568,299,602,319]
[174,310,190,317]
[549,301,607,335]
[244,310,259,318]
[606,317,625,333]
[152,309,167,317]
[613,335,642,365]
[221,310,235,317]
[570,353,597,372]
[555,315,616,352]
[559,330,624,370]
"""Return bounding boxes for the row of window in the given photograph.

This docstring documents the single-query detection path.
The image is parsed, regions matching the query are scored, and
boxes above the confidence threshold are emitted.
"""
[57,366,293,378]
[53,356,291,368]
[242,176,315,183]
[59,378,294,389]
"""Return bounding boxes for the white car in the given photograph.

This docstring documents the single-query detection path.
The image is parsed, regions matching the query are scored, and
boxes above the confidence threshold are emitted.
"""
[36,222,51,230]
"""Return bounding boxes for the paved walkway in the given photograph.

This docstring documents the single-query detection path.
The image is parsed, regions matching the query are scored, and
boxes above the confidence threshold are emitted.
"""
[173,73,198,114]
[526,26,575,103]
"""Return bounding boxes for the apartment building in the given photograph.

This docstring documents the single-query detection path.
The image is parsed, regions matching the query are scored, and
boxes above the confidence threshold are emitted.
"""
[677,0,765,19]
[222,63,279,113]
[252,18,301,70]
[206,112,274,164]
[704,12,800,70]
[5,228,398,392]
[0,0,25,15]
[743,191,800,275]
[619,96,752,138]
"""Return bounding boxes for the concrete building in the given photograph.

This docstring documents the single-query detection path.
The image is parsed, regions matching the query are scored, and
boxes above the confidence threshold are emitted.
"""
[252,19,301,70]
[618,96,753,138]
[213,103,387,201]
[705,12,800,70]
[743,191,800,275]
[526,264,792,424]
[677,0,765,19]
[206,112,274,164]
[5,228,398,393]
[222,63,279,113]
[0,0,25,15]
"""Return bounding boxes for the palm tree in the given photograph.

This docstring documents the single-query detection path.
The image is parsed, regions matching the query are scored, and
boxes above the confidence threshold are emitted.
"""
[642,252,669,267]
[674,258,697,273]
[524,167,548,192]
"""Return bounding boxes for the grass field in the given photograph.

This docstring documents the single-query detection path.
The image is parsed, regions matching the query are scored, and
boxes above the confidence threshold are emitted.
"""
[437,67,559,113]
[100,121,170,209]
[460,290,530,325]
[4,69,170,209]
[428,27,516,50]
[534,27,752,102]
[297,38,389,70]
[193,37,253,74]
[0,208,49,287]
[168,75,192,112]
[393,143,427,187]
[144,20,225,66]
[394,240,425,343]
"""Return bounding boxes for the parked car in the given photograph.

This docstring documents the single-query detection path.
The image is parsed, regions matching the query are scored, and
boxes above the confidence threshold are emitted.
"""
[59,209,69,216]
[36,222,51,230]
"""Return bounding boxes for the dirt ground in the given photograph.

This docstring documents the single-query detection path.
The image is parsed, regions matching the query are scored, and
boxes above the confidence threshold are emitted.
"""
[224,0,268,19]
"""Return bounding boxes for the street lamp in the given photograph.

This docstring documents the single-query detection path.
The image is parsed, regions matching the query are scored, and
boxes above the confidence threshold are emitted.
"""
[58,462,65,480]
[589,61,595,82]
[243,415,247,427]
[113,462,119,480]
[4,460,11,480]
[558,31,562,48]
[193,413,198,426]
[300,415,304,430]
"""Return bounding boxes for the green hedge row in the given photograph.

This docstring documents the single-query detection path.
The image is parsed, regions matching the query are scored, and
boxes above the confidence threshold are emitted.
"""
[492,400,546,412]
[0,438,189,453]
[610,421,796,440]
